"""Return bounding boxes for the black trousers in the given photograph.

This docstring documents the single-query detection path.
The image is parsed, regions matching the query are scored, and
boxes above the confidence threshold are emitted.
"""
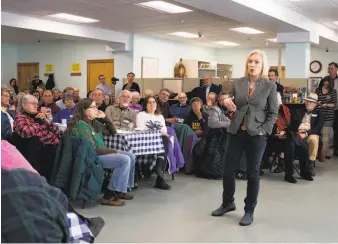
[222,130,266,214]
[284,133,309,176]
[334,110,338,155]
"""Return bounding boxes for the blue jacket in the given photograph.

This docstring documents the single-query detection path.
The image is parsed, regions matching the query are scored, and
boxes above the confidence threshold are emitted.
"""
[1,108,16,141]
[53,106,77,123]
[170,104,191,119]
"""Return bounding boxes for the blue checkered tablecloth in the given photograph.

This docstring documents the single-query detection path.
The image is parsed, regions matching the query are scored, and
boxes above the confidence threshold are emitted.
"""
[103,130,165,155]
[67,212,94,243]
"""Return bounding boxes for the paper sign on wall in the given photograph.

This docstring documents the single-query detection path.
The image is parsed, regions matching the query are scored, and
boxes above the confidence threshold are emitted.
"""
[71,63,81,73]
[44,64,54,73]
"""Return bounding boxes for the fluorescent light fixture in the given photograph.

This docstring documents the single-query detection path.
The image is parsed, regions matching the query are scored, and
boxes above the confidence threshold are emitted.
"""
[213,41,240,46]
[333,21,338,26]
[47,13,99,23]
[267,38,277,42]
[137,1,192,13]
[169,32,199,38]
[230,27,264,34]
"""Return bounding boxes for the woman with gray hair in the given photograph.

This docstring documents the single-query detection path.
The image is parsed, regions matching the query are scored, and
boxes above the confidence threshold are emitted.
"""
[53,93,77,124]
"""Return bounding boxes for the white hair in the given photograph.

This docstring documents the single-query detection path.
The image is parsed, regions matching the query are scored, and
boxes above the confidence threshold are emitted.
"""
[20,95,38,113]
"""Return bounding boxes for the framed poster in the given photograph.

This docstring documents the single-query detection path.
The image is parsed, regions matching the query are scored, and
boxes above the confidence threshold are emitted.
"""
[141,57,159,78]
[307,77,322,93]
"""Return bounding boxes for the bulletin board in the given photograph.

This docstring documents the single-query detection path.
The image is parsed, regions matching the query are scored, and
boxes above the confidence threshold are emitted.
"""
[163,78,183,94]
[141,57,159,78]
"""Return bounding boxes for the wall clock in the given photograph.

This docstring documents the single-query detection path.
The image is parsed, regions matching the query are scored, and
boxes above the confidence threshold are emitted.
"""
[310,60,322,74]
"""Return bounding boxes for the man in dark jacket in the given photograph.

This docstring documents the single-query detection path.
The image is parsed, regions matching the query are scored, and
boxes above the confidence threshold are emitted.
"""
[195,75,221,104]
[284,93,325,184]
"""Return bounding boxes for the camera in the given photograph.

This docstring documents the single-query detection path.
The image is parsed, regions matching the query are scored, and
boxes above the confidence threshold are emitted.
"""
[326,48,329,52]
[198,32,202,38]
[111,77,119,85]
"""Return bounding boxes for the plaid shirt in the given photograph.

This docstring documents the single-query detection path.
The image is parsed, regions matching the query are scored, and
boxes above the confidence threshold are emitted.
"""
[1,168,69,242]
[14,112,61,145]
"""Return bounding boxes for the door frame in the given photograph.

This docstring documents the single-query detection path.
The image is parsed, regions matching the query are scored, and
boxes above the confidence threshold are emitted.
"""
[17,62,40,90]
[87,59,114,93]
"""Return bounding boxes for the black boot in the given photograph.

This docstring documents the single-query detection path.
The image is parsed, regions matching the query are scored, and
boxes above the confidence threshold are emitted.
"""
[155,176,171,190]
[308,160,315,177]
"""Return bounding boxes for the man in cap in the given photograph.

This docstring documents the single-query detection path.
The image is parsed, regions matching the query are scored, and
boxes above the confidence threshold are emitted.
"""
[284,93,325,184]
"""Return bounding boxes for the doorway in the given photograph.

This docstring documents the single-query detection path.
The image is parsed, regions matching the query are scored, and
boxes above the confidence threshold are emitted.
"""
[17,63,39,91]
[87,59,114,94]
[270,66,285,79]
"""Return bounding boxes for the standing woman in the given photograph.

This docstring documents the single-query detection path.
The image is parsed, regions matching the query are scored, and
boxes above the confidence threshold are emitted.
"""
[9,78,19,95]
[211,50,278,226]
[316,76,337,159]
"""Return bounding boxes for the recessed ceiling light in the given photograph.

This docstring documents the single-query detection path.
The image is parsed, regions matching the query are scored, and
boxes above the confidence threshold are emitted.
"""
[169,32,199,38]
[230,27,264,34]
[137,1,192,14]
[213,41,240,46]
[333,21,338,26]
[267,38,277,42]
[46,13,99,23]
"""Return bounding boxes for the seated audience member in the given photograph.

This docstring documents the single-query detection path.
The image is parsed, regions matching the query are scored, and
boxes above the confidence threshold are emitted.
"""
[1,140,103,242]
[14,95,61,145]
[56,87,74,109]
[30,76,45,94]
[184,97,209,138]
[1,87,16,141]
[15,92,26,114]
[73,87,80,104]
[53,93,77,123]
[104,94,111,106]
[96,74,113,96]
[171,93,190,119]
[14,95,61,180]
[92,88,107,112]
[140,89,153,108]
[36,87,44,98]
[136,96,171,190]
[156,88,178,124]
[9,78,19,95]
[52,88,62,102]
[199,75,221,104]
[204,92,230,129]
[316,77,337,159]
[39,90,61,116]
[105,90,137,128]
[123,72,140,93]
[23,89,30,95]
[129,91,143,113]
[66,98,135,205]
[262,93,291,173]
[284,93,325,183]
[33,90,40,101]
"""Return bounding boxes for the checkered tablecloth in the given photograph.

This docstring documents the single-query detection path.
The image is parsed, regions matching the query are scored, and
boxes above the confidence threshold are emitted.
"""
[67,212,94,243]
[103,130,165,156]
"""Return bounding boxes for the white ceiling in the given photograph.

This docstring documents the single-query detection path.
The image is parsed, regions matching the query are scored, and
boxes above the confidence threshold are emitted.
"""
[1,0,337,50]
[1,0,280,48]
[274,0,338,30]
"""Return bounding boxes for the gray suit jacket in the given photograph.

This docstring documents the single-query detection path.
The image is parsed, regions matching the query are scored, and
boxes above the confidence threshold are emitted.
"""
[228,77,278,136]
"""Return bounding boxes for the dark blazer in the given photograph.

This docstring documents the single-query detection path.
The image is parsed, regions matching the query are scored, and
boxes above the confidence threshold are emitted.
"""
[193,84,221,104]
[228,77,278,136]
[289,109,325,136]
[122,82,140,93]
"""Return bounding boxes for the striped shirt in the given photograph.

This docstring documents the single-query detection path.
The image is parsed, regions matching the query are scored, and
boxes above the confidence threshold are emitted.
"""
[317,89,337,125]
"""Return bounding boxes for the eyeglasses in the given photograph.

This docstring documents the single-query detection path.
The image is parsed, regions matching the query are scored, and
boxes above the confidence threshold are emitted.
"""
[178,97,187,99]
[27,101,38,106]
[161,93,169,97]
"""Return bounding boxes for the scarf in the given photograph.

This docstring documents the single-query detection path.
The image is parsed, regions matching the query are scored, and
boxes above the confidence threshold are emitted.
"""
[276,104,291,132]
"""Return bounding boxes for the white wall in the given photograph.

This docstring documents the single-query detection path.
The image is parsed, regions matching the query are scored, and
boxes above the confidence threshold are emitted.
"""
[14,40,117,98]
[1,43,18,84]
[133,34,217,78]
[216,46,337,79]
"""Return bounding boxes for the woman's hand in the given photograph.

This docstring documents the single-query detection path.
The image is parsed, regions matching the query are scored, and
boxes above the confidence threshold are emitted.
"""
[35,113,46,120]
[193,109,202,120]
[97,110,106,119]
[223,98,237,112]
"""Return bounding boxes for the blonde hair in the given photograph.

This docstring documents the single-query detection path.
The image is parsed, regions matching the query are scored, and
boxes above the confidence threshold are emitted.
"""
[244,49,269,80]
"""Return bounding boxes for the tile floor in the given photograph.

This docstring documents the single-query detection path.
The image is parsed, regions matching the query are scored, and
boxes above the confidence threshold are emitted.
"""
[77,157,338,243]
